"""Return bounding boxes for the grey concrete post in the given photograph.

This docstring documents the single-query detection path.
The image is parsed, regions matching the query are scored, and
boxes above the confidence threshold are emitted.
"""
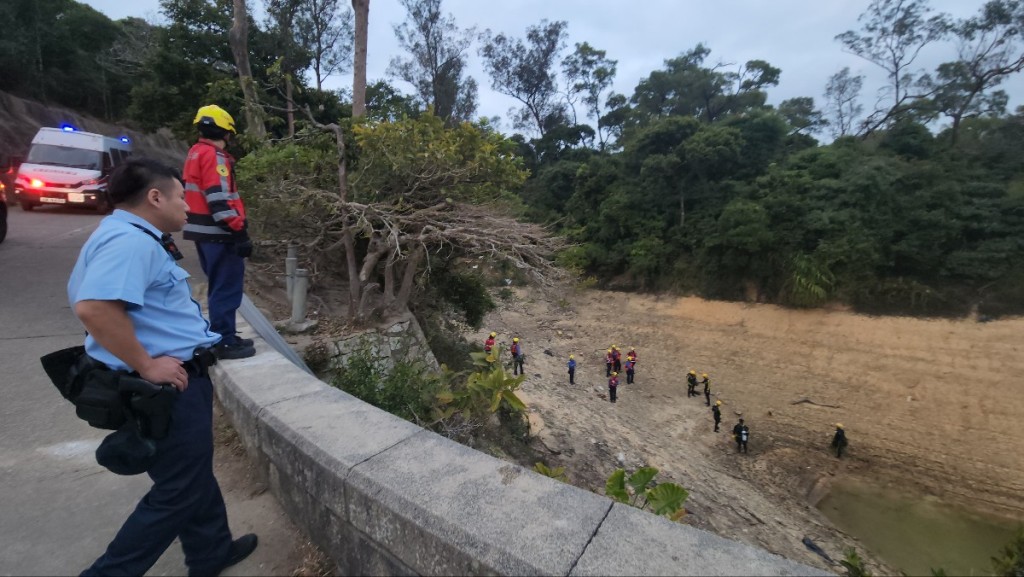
[285,247,297,301]
[290,268,309,324]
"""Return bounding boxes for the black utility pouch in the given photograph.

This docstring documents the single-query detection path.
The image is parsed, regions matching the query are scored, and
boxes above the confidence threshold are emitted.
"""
[121,375,178,440]
[75,370,128,431]
[40,345,87,400]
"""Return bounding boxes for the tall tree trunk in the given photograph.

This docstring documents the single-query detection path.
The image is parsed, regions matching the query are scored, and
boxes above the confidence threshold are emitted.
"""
[286,75,295,138]
[229,0,267,141]
[329,122,360,319]
[351,0,370,117]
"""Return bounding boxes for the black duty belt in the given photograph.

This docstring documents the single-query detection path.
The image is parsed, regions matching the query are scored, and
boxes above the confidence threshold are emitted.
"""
[183,346,217,378]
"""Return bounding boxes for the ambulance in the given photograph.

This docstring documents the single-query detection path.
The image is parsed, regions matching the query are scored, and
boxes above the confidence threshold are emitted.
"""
[14,125,132,212]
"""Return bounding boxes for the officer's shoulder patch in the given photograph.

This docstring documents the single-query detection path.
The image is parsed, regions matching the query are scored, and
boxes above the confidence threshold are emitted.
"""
[216,164,229,177]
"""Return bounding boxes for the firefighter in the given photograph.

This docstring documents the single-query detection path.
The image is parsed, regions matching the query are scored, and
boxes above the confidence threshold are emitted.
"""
[605,348,614,377]
[702,373,711,406]
[832,423,848,458]
[612,345,622,373]
[686,370,698,397]
[567,355,576,385]
[712,400,722,432]
[627,346,638,364]
[510,337,525,376]
[733,419,749,453]
[484,332,496,354]
[625,355,636,384]
[608,371,619,403]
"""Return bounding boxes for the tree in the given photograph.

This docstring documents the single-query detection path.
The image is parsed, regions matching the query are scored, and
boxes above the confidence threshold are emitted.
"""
[229,0,267,141]
[825,67,865,139]
[351,0,369,117]
[296,0,353,91]
[389,0,477,125]
[562,42,617,148]
[264,0,314,137]
[836,0,951,135]
[479,20,568,136]
[240,115,564,321]
[928,0,1024,145]
[778,97,827,136]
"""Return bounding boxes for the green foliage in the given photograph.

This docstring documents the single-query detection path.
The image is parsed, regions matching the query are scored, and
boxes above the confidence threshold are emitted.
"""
[840,547,872,577]
[351,113,528,204]
[332,342,445,424]
[783,254,836,307]
[426,267,496,329]
[605,467,688,521]
[991,526,1024,577]
[533,462,568,482]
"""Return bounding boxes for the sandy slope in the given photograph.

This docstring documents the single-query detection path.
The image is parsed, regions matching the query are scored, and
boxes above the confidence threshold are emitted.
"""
[473,288,1024,572]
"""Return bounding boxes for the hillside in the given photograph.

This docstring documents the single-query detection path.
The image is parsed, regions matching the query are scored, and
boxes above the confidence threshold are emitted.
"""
[0,90,187,168]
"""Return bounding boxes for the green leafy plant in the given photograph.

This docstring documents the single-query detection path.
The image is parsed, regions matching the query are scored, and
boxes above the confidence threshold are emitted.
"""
[605,467,688,521]
[840,547,872,577]
[991,526,1024,577]
[533,462,568,483]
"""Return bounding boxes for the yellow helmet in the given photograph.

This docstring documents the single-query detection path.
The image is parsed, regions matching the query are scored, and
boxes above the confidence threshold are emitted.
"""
[611,372,618,376]
[689,370,696,375]
[512,337,519,342]
[716,400,722,406]
[612,344,618,349]
[193,104,236,133]
[607,348,613,352]
[836,423,844,429]
[569,354,574,359]
[489,332,496,337]
[702,373,708,378]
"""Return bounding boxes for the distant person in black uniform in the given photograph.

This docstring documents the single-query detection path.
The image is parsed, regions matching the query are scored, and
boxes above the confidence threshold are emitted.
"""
[832,423,848,458]
[687,370,698,397]
[702,373,711,406]
[733,419,749,453]
[712,400,722,432]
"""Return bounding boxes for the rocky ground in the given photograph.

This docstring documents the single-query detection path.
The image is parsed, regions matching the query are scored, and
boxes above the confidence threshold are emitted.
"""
[467,287,1024,574]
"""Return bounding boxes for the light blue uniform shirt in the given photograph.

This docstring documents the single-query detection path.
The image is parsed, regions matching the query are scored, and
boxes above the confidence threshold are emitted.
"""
[67,210,220,371]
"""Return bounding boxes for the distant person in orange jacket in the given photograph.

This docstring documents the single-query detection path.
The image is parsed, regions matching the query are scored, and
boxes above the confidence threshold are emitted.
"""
[627,346,638,364]
[611,345,622,373]
[625,356,636,384]
[484,332,496,354]
[605,348,614,377]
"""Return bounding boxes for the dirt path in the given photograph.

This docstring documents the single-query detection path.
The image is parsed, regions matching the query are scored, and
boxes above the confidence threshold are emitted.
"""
[474,288,1024,572]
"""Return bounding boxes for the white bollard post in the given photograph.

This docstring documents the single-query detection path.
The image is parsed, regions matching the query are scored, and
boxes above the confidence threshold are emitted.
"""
[285,250,297,301]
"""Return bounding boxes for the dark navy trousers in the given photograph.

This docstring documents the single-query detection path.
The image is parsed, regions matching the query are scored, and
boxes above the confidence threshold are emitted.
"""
[82,375,232,576]
[196,241,245,345]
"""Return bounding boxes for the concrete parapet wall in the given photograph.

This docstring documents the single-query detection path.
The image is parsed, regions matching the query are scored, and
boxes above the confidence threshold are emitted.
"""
[212,340,830,576]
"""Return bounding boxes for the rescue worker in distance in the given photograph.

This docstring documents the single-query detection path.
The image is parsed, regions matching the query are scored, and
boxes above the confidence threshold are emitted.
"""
[182,104,255,360]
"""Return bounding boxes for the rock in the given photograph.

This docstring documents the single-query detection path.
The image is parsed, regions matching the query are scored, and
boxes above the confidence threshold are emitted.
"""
[556,330,563,336]
[616,452,626,466]
[543,349,554,356]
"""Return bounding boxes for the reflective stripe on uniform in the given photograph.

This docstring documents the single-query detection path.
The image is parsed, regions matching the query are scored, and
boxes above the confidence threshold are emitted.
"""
[184,223,232,236]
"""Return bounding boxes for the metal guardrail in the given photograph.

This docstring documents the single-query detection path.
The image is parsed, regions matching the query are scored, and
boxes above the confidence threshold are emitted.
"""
[238,293,314,376]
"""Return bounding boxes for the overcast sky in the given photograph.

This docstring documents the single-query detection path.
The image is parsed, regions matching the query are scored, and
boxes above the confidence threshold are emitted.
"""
[80,0,1024,133]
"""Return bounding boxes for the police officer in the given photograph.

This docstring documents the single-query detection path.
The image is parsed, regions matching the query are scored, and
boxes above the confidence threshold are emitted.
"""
[733,418,750,453]
[183,104,255,360]
[69,159,257,576]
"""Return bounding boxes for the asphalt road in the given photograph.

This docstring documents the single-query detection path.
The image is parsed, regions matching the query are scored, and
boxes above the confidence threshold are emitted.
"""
[0,205,203,575]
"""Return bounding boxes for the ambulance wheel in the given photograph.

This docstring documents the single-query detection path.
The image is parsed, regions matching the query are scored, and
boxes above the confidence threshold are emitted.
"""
[20,201,34,211]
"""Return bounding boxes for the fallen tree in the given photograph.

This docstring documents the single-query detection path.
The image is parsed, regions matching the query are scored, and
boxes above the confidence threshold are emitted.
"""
[239,113,566,323]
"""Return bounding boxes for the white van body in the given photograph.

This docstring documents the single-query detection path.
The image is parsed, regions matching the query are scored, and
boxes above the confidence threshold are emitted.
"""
[14,126,132,211]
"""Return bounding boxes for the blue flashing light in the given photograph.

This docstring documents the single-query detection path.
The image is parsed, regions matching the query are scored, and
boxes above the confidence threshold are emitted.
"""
[120,137,131,144]
[60,124,77,132]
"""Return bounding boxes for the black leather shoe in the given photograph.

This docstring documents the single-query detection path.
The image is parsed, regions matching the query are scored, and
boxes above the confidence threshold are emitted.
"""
[189,534,258,577]
[213,341,256,360]
[235,337,254,347]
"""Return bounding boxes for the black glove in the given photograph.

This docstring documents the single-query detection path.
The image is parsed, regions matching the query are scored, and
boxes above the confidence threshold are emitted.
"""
[232,224,252,258]
[234,238,253,258]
